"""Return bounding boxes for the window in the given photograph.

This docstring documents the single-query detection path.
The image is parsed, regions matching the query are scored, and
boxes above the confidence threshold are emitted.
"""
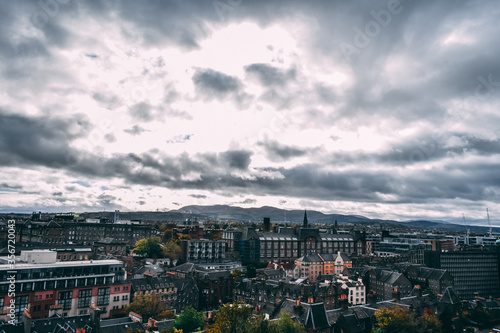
[15,295,29,320]
[58,291,72,310]
[78,289,92,308]
[97,288,110,306]
[122,295,128,300]
[0,298,3,311]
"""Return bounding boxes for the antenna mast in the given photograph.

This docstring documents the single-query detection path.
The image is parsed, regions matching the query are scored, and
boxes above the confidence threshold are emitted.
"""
[487,208,492,237]
[462,213,469,246]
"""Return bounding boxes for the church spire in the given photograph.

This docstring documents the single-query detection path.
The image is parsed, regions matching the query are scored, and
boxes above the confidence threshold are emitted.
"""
[303,209,308,228]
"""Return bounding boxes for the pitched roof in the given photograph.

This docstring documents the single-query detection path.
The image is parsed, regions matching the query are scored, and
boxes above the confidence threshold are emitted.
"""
[439,287,461,305]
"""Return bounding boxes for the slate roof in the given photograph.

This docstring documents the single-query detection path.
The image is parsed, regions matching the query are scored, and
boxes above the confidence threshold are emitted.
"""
[155,319,175,332]
[342,314,363,333]
[101,317,144,333]
[170,262,195,273]
[133,264,165,277]
[199,270,230,280]
[276,299,330,330]
[27,314,97,333]
[131,276,175,292]
[439,287,461,305]
[376,270,407,285]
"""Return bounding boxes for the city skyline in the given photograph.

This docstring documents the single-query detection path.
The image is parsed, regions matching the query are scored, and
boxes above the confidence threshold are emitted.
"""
[1,1,500,224]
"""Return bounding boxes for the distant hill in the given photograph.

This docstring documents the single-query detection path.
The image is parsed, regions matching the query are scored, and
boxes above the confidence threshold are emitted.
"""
[3,205,499,234]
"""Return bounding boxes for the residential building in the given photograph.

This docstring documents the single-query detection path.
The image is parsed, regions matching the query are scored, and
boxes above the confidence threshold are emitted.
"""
[369,268,413,301]
[179,239,227,263]
[338,275,365,305]
[295,252,352,283]
[16,220,158,247]
[0,250,130,322]
[396,263,454,295]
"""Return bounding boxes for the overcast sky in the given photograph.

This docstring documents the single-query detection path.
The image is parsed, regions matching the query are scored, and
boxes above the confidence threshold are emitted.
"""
[1,0,500,224]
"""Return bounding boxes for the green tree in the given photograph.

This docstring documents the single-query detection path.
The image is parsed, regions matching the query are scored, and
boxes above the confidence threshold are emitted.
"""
[172,306,205,333]
[163,240,182,261]
[268,311,305,333]
[207,302,252,333]
[245,315,269,333]
[125,293,171,321]
[133,237,164,258]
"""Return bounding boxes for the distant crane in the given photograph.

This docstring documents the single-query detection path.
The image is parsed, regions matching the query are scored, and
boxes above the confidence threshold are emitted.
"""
[487,208,492,237]
[462,213,470,245]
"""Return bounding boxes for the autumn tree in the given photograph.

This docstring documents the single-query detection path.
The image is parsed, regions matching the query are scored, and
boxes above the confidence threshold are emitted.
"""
[133,237,164,258]
[172,306,205,333]
[230,269,246,282]
[207,302,252,333]
[420,312,442,333]
[178,234,191,242]
[125,293,173,321]
[372,307,444,333]
[163,240,182,261]
[372,307,417,333]
[162,229,173,242]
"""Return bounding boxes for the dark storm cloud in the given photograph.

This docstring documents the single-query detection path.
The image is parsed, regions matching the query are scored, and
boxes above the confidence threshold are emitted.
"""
[221,150,252,170]
[0,112,91,168]
[192,68,242,100]
[244,63,296,86]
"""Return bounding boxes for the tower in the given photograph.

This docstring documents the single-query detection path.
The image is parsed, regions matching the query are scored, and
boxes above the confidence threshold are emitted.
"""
[303,210,308,228]
[114,210,120,223]
[263,217,271,232]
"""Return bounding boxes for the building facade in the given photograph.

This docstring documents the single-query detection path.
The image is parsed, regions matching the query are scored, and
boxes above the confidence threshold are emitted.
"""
[0,251,130,322]
[424,249,500,299]
[180,239,227,263]
[295,252,353,283]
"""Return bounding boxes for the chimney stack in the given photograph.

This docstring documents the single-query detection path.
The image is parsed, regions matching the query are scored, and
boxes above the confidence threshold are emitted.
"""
[392,287,401,302]
[367,290,377,305]
[147,317,157,330]
[413,285,422,298]
[340,294,349,310]
[90,303,101,329]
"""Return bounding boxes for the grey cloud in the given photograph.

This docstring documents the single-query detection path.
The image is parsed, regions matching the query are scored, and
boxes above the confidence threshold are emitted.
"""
[52,192,63,196]
[245,63,296,86]
[241,198,256,204]
[221,150,252,170]
[192,68,242,99]
[104,133,116,143]
[259,141,309,161]
[124,125,148,136]
[0,183,22,190]
[0,112,91,168]
[189,194,207,199]
[130,102,154,121]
